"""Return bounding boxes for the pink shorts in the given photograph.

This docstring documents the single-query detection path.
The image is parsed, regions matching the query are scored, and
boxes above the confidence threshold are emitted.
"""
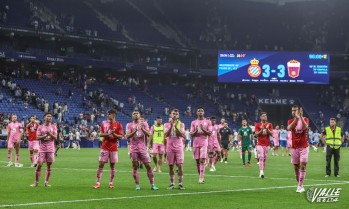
[291,147,309,164]
[193,146,208,159]
[98,150,118,164]
[131,151,151,163]
[167,151,184,165]
[257,145,269,160]
[287,140,292,148]
[7,140,20,149]
[152,143,165,154]
[208,141,221,153]
[28,141,40,151]
[273,140,279,147]
[38,152,55,163]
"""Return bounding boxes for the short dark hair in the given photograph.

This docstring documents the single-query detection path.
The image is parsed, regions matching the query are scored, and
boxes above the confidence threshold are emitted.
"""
[156,116,162,119]
[330,118,336,121]
[196,106,204,111]
[210,116,216,120]
[107,109,117,115]
[44,112,52,117]
[133,110,140,113]
[292,105,299,109]
[260,112,267,116]
[171,108,179,113]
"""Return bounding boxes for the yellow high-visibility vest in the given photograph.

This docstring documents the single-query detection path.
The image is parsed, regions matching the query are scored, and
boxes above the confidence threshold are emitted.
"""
[152,125,164,144]
[325,126,342,149]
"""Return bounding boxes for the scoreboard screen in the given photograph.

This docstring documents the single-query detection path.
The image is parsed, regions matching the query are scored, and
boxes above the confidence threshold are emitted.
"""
[218,51,329,84]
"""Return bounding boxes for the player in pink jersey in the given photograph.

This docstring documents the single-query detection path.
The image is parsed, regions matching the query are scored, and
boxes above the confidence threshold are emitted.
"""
[190,107,212,184]
[164,109,186,190]
[287,130,293,156]
[7,114,23,167]
[126,110,158,190]
[208,117,221,172]
[287,106,309,193]
[272,125,280,156]
[92,109,123,189]
[31,113,57,187]
[26,115,40,167]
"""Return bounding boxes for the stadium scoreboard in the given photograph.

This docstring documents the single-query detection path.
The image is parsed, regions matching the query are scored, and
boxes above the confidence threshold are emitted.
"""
[218,51,329,84]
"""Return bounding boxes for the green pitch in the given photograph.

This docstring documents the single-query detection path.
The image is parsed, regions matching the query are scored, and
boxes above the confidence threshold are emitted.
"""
[0,148,348,209]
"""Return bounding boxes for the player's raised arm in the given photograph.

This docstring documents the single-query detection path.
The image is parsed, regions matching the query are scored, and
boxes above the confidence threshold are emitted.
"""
[298,109,309,130]
[190,121,198,137]
[174,122,185,138]
[141,123,150,137]
[112,123,123,140]
[200,123,212,136]
[266,123,273,136]
[254,124,263,137]
[36,127,48,141]
[125,127,137,139]
[164,120,174,138]
[47,130,57,140]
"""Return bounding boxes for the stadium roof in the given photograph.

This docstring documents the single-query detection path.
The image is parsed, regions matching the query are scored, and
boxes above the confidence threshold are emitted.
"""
[244,0,327,5]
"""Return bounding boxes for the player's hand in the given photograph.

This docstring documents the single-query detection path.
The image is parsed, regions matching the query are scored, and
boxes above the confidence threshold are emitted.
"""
[295,109,300,118]
[299,108,303,117]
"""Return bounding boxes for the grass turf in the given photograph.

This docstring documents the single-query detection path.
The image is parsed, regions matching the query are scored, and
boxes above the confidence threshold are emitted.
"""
[0,147,348,209]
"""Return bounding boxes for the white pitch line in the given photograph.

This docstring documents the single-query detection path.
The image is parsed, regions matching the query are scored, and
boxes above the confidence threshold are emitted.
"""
[56,167,349,183]
[1,161,348,183]
[0,182,347,208]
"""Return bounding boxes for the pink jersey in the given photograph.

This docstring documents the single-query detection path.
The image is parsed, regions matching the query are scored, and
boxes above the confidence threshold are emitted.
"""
[37,123,57,153]
[272,129,280,141]
[208,124,220,145]
[126,121,149,153]
[8,122,23,142]
[190,118,212,148]
[164,122,185,152]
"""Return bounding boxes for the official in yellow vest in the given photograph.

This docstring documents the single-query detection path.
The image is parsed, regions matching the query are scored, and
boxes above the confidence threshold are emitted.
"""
[149,116,165,172]
[320,118,344,177]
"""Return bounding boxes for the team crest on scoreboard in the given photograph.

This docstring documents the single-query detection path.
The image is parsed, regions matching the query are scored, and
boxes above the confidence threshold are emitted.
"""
[247,58,262,78]
[287,60,301,78]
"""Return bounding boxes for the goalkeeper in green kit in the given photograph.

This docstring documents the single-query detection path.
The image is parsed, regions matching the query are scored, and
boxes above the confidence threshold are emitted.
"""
[238,119,253,166]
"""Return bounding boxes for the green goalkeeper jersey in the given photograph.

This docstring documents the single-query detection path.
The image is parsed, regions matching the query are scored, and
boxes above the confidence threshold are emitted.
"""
[238,127,252,146]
